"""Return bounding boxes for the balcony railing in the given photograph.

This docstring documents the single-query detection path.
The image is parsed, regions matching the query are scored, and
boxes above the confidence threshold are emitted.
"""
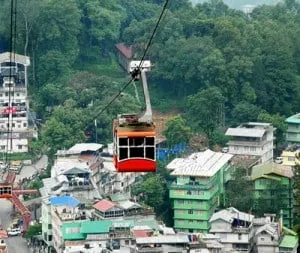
[169,181,214,191]
[227,140,268,147]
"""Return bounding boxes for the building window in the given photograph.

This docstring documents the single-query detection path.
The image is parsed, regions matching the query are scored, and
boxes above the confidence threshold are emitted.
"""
[188,210,193,214]
[16,93,19,97]
[18,145,22,150]
[250,147,256,151]
[1,146,5,150]
[244,146,249,151]
[12,123,15,128]
[234,146,238,151]
[5,92,8,97]
[178,200,184,204]
[48,224,52,229]
[0,94,2,97]
[23,123,26,127]
[288,156,295,161]
[238,233,242,240]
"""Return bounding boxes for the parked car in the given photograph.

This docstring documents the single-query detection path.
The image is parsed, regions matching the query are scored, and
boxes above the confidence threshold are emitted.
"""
[274,157,283,164]
[7,228,21,236]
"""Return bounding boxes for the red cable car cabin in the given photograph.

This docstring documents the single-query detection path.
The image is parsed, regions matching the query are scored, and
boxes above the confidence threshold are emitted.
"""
[113,120,156,173]
[0,184,12,199]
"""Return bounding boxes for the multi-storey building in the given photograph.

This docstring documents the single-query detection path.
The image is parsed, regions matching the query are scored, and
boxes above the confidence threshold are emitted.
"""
[0,52,37,153]
[225,122,274,164]
[168,149,233,233]
[50,196,85,253]
[251,163,294,228]
[286,113,300,144]
[209,207,254,252]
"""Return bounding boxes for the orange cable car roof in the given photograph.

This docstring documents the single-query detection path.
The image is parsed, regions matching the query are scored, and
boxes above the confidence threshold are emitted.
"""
[117,131,155,137]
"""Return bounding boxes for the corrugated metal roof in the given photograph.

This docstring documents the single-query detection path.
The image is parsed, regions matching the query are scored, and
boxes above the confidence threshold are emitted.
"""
[225,128,265,138]
[80,220,112,234]
[168,149,233,177]
[133,230,150,238]
[251,162,294,180]
[286,113,300,124]
[69,143,103,153]
[62,222,85,240]
[136,235,189,244]
[93,199,117,212]
[280,235,298,248]
[118,200,141,210]
[210,207,254,223]
[0,52,30,65]
[49,196,80,207]
[255,224,278,239]
[115,43,133,58]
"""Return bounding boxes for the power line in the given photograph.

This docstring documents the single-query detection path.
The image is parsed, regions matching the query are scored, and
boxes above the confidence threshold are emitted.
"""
[89,0,169,126]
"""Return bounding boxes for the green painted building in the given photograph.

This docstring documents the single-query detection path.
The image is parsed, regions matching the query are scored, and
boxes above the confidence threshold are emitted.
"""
[168,149,233,233]
[251,163,294,228]
[286,113,300,144]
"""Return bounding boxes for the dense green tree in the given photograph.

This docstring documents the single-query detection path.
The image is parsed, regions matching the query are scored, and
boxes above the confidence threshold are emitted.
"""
[225,168,252,212]
[163,116,192,147]
[257,111,288,149]
[186,87,226,144]
[41,99,87,153]
[132,175,166,212]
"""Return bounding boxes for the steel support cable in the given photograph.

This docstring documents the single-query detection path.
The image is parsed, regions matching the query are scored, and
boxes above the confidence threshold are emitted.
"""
[89,0,170,127]
[5,0,16,167]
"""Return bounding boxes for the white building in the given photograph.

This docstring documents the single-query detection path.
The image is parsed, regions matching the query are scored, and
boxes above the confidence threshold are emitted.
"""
[50,196,84,253]
[0,52,37,153]
[225,122,274,164]
[209,207,254,252]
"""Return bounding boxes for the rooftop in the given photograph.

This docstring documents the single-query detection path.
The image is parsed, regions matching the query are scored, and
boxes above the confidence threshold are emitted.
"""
[0,52,30,66]
[168,149,233,177]
[210,207,254,224]
[286,113,300,124]
[136,234,189,244]
[49,196,80,208]
[69,143,103,153]
[80,220,112,234]
[115,43,133,58]
[93,199,117,212]
[252,162,294,180]
[226,128,266,138]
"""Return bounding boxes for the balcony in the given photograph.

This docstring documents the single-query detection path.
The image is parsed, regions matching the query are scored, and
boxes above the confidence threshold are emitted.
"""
[227,140,268,147]
[169,186,219,200]
[169,181,215,191]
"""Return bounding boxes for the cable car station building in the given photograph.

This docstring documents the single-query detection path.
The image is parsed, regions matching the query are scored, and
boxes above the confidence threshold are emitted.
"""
[0,52,36,153]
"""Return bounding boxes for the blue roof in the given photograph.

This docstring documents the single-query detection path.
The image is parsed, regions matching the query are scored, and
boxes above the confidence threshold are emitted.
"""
[49,196,80,208]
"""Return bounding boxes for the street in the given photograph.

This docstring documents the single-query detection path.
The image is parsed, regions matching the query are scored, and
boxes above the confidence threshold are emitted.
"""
[0,155,48,253]
[0,199,31,253]
[16,155,48,182]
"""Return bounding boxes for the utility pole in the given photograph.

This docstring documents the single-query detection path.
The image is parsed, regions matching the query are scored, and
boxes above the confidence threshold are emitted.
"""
[94,119,98,143]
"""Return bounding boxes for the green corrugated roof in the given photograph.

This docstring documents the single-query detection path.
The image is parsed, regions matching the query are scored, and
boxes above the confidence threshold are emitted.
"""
[286,113,300,124]
[279,235,298,248]
[80,220,112,234]
[62,222,86,240]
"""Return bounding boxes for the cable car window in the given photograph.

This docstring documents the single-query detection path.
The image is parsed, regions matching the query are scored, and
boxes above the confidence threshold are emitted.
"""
[130,147,144,158]
[146,147,155,160]
[119,147,128,160]
[129,137,144,146]
[146,137,155,146]
[119,138,128,146]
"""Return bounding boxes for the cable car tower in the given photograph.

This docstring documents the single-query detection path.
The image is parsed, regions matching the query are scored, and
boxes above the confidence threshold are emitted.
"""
[113,61,156,173]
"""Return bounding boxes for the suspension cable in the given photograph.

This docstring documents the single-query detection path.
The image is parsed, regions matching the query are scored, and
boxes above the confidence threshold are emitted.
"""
[89,0,170,127]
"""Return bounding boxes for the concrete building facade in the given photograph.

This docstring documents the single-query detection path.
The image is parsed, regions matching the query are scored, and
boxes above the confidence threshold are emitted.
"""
[226,122,274,164]
[168,149,233,233]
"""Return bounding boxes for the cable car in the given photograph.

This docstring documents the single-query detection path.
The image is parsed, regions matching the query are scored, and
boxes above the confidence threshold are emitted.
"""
[0,184,12,198]
[113,61,156,173]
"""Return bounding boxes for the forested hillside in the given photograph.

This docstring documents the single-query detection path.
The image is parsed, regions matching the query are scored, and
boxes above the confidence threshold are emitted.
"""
[0,0,299,154]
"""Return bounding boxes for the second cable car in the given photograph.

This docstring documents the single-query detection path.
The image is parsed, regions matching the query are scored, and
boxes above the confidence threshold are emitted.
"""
[113,61,156,173]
